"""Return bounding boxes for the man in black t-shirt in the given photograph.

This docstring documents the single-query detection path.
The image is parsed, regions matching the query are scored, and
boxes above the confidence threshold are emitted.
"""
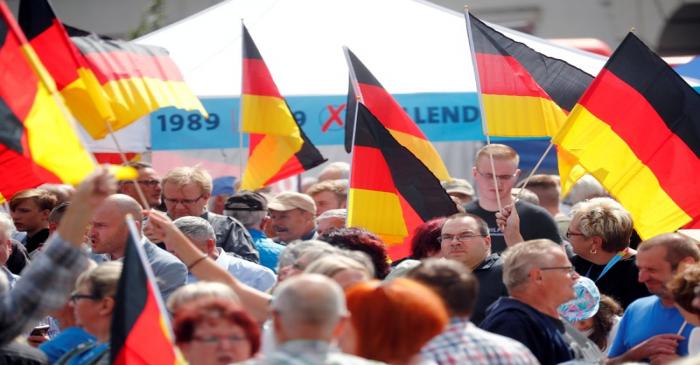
[465,144,562,253]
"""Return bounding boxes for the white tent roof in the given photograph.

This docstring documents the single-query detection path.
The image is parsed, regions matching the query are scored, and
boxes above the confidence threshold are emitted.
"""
[136,0,608,97]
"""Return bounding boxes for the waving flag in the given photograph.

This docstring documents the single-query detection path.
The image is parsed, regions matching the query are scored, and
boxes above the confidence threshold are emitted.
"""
[344,48,450,181]
[553,33,700,238]
[0,2,97,199]
[465,12,593,138]
[111,216,185,365]
[348,103,459,259]
[19,0,207,140]
[240,24,326,190]
[18,0,115,139]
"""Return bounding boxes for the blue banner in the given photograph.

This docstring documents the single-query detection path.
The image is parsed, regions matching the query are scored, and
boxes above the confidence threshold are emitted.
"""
[151,92,484,150]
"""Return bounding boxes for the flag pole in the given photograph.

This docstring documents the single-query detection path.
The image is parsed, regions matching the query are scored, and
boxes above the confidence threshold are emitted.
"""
[513,142,554,202]
[464,7,502,212]
[239,20,248,189]
[105,122,151,210]
[342,46,365,228]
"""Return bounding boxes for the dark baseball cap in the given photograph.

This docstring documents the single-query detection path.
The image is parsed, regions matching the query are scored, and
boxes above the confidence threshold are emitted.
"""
[224,191,267,211]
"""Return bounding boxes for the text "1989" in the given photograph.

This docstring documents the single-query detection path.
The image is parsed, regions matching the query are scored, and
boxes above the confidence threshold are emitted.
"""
[156,113,220,132]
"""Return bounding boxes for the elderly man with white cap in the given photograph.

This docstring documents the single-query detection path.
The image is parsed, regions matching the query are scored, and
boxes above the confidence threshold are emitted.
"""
[268,192,317,245]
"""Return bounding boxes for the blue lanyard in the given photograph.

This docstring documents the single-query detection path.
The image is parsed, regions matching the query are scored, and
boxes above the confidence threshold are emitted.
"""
[585,250,626,282]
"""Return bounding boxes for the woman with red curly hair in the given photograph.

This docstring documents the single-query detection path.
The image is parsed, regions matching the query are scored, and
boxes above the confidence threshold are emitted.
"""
[410,217,447,259]
[341,278,449,364]
[174,298,260,365]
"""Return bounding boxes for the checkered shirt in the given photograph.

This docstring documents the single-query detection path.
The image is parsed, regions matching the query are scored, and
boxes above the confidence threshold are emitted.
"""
[422,317,540,365]
[0,234,88,346]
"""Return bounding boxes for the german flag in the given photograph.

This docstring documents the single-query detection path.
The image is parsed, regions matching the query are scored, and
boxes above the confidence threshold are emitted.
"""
[19,0,206,140]
[553,33,700,239]
[344,48,451,181]
[466,12,593,138]
[69,28,207,140]
[18,0,115,140]
[348,103,459,259]
[0,2,97,199]
[240,24,326,190]
[111,216,185,364]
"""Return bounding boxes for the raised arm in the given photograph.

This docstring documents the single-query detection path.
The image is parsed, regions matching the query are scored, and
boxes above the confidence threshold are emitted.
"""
[144,210,272,322]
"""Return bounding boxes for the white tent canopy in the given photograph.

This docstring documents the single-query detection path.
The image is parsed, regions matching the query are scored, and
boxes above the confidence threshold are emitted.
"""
[137,0,607,97]
[85,0,615,179]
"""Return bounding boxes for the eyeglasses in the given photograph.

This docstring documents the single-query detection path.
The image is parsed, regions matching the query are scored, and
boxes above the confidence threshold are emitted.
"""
[69,292,101,303]
[476,170,517,181]
[540,266,576,275]
[192,335,247,345]
[164,195,203,206]
[438,232,485,243]
[123,179,161,187]
[565,230,586,239]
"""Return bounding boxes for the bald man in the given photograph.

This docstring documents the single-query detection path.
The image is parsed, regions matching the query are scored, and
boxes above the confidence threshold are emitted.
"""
[245,274,381,364]
[88,194,186,300]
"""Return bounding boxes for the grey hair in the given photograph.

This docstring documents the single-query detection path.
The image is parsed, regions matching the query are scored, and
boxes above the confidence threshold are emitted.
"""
[271,274,348,337]
[316,209,347,222]
[166,281,240,313]
[304,253,372,279]
[277,240,335,270]
[227,210,266,228]
[565,174,608,205]
[0,213,16,241]
[501,239,562,293]
[75,261,123,299]
[173,216,216,242]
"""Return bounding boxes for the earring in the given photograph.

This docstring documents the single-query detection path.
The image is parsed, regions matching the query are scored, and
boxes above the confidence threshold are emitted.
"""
[590,247,597,255]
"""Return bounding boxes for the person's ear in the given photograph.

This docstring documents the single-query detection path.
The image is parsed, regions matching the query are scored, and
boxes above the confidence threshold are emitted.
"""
[99,297,115,317]
[41,209,51,221]
[676,257,697,273]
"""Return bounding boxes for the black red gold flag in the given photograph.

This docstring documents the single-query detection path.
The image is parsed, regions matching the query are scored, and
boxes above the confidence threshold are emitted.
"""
[553,33,700,238]
[466,12,593,138]
[348,103,459,259]
[240,24,325,190]
[344,48,450,181]
[111,217,184,365]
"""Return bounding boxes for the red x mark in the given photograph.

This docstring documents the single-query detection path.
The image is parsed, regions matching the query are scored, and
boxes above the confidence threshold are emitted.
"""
[321,104,346,132]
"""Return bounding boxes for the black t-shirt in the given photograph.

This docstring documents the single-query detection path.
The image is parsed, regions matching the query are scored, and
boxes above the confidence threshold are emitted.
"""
[471,253,508,325]
[572,254,650,309]
[465,199,562,253]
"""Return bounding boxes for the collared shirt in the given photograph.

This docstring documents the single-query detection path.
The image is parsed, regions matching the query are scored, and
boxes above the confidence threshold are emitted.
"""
[422,317,539,365]
[201,211,259,263]
[1,266,19,289]
[187,248,276,292]
[0,234,88,346]
[248,228,284,272]
[244,340,385,365]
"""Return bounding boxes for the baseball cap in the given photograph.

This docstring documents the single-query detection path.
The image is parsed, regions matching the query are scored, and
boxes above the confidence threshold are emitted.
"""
[212,176,236,196]
[558,276,601,322]
[268,192,316,215]
[442,178,475,197]
[225,191,267,211]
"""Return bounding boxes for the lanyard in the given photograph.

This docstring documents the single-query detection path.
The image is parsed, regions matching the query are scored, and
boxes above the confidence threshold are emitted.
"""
[585,249,627,282]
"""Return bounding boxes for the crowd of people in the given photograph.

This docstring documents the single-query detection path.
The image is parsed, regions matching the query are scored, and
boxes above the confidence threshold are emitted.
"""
[2,143,700,365]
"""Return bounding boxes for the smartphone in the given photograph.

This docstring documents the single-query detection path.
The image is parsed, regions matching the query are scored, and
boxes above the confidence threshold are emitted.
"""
[29,324,50,337]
